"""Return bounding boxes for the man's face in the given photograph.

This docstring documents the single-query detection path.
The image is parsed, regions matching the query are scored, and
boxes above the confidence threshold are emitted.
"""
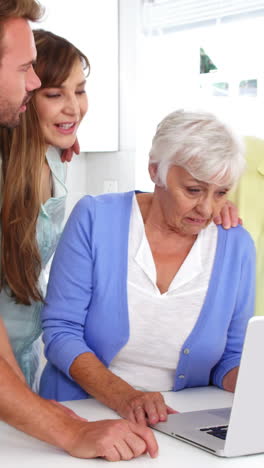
[0,17,41,128]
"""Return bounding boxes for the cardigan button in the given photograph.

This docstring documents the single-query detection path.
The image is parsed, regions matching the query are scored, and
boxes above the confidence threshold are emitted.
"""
[178,374,185,379]
[183,348,190,355]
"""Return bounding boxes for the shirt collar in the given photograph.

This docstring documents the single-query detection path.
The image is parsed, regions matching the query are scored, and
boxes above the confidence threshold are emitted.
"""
[132,193,203,294]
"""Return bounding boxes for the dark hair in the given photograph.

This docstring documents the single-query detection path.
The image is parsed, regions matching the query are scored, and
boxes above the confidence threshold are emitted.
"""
[33,29,90,87]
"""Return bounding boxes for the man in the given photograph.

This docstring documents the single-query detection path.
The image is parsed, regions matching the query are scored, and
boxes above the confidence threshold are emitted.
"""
[0,11,40,126]
[0,0,158,461]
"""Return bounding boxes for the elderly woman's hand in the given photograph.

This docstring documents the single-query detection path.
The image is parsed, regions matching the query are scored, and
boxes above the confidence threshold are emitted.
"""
[70,352,177,426]
[213,200,242,229]
[118,389,177,425]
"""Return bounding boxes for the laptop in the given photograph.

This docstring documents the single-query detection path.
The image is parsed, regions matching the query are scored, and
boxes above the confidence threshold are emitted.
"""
[151,316,264,457]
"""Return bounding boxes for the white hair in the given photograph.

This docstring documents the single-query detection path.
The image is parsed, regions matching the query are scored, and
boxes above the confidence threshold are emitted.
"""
[149,109,245,189]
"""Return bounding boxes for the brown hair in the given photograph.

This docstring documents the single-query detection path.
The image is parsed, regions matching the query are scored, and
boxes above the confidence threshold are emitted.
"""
[0,29,90,305]
[0,0,44,59]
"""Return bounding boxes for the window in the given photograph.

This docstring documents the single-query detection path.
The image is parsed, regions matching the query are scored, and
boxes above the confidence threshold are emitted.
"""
[136,2,264,189]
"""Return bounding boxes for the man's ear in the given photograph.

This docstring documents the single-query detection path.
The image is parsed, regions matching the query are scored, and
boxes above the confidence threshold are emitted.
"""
[148,163,158,183]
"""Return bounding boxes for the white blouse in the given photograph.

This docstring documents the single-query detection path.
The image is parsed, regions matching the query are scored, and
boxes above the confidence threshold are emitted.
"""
[109,193,217,391]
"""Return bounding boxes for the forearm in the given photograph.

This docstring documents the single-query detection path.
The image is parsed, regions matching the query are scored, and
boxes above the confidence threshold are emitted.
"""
[70,352,140,412]
[0,357,77,450]
[0,358,159,460]
[0,319,25,382]
[70,353,175,426]
[222,366,239,392]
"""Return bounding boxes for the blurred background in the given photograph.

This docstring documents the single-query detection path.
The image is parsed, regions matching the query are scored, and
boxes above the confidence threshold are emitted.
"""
[37,0,264,208]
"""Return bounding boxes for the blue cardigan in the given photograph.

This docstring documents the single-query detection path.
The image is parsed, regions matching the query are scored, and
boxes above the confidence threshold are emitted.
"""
[39,192,256,401]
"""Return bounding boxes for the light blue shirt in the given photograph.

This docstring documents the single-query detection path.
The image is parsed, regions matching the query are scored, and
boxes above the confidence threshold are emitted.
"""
[39,192,255,401]
[0,147,67,389]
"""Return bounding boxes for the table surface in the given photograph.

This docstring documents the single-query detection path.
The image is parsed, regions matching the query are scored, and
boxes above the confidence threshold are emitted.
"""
[1,387,263,467]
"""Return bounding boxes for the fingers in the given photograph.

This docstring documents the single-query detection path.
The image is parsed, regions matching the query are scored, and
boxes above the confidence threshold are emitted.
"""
[166,405,178,415]
[120,391,171,426]
[60,150,66,163]
[214,200,241,229]
[144,399,160,424]
[60,144,78,163]
[104,441,133,462]
[213,214,221,225]
[60,137,80,163]
[60,148,72,163]
[68,418,158,461]
[217,204,232,229]
[95,420,156,461]
[103,446,121,462]
[134,405,148,425]
[226,201,240,228]
[130,422,158,458]
[154,400,170,422]
[137,401,176,425]
[103,436,147,461]
[104,433,147,461]
[125,432,148,458]
[64,150,72,162]
[72,138,80,155]
[132,393,168,425]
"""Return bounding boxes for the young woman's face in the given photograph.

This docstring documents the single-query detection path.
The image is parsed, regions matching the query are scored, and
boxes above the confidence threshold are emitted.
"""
[35,59,88,149]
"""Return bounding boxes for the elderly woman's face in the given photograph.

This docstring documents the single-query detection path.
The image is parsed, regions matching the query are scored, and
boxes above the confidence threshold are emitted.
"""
[157,165,230,236]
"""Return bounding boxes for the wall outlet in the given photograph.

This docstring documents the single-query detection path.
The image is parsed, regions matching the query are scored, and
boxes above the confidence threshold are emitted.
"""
[103,179,118,193]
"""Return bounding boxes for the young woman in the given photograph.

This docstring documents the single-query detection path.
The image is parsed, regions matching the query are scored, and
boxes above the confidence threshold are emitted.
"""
[0,29,89,389]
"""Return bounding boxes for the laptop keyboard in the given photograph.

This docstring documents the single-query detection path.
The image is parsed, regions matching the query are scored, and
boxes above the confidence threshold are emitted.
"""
[200,425,228,440]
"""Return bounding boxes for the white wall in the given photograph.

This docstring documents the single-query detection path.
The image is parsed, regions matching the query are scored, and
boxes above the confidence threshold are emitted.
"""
[65,0,140,218]
[35,0,119,152]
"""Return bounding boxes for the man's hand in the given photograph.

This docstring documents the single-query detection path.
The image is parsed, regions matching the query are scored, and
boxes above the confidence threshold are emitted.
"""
[213,200,242,229]
[60,138,80,163]
[117,389,177,426]
[0,356,157,462]
[66,418,158,461]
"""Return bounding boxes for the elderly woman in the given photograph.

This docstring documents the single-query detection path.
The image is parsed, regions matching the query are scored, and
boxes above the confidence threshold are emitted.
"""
[40,110,255,427]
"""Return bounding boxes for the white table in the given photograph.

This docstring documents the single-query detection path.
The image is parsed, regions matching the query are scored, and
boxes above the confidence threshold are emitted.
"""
[1,387,263,467]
